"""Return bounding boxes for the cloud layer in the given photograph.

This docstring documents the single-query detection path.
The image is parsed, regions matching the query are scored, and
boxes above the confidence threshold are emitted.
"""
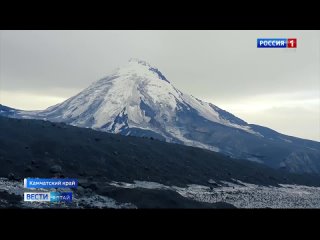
[0,30,319,141]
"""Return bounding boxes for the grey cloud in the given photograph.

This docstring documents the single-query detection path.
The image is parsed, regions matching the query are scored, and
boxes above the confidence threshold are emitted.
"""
[0,30,319,140]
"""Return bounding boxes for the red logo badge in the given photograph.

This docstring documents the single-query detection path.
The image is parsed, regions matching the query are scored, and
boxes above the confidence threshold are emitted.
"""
[287,38,297,48]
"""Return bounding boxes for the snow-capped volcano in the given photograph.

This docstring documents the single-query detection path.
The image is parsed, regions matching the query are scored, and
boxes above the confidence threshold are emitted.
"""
[1,59,319,174]
[19,58,259,151]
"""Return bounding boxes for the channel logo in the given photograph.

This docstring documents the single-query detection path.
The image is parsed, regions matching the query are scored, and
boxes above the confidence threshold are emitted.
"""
[24,192,72,202]
[257,38,297,48]
[24,192,50,202]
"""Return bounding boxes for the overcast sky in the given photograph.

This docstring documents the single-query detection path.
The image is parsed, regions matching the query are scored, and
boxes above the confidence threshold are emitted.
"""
[0,30,319,141]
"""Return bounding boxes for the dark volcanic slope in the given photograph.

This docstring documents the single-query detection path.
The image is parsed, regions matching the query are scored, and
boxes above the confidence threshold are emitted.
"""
[0,116,320,188]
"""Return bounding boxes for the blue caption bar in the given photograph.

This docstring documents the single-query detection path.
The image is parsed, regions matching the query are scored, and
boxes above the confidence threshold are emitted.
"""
[24,178,78,189]
[257,38,287,48]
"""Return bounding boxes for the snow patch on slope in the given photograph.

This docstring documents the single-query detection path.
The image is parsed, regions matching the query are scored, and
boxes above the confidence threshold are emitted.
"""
[110,180,320,208]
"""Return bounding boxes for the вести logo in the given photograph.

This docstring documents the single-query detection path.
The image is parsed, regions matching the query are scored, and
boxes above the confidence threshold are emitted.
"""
[24,192,73,202]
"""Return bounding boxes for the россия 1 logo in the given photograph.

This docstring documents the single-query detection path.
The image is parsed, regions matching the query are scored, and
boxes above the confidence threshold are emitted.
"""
[257,38,297,48]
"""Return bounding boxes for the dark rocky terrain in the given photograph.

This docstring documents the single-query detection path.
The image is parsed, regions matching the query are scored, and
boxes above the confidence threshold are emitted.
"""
[1,116,320,208]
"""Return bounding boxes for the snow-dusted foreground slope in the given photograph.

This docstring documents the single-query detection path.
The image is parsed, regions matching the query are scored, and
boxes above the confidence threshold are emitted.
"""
[110,180,320,208]
[1,59,319,174]
[2,178,320,208]
[1,117,320,208]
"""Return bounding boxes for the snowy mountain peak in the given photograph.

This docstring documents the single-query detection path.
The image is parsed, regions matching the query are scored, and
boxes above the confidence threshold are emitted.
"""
[128,58,151,66]
[10,59,262,152]
[120,59,169,83]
